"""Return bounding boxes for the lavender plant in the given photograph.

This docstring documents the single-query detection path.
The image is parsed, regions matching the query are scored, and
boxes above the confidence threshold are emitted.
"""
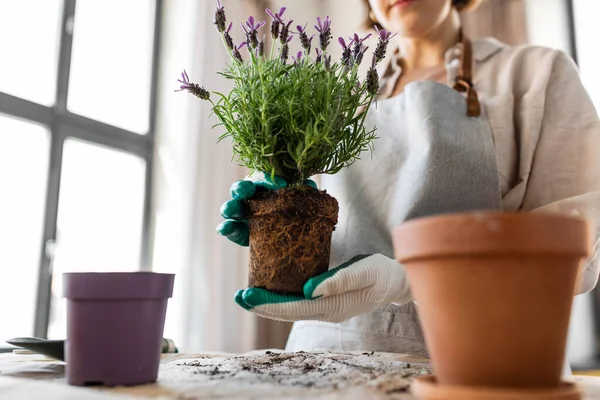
[177,1,395,186]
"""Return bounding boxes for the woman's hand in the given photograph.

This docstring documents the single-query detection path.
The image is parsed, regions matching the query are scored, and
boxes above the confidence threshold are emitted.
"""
[221,174,412,322]
[217,172,288,247]
[234,254,412,323]
[217,172,316,246]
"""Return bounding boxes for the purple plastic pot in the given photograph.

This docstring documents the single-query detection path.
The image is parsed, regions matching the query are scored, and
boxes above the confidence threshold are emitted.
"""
[63,272,175,386]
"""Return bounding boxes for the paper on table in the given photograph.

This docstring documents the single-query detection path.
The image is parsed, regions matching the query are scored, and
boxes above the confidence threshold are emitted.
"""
[0,376,139,400]
[0,354,65,380]
[0,361,65,380]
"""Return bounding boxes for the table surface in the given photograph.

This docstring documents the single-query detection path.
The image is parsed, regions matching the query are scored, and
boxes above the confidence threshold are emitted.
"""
[2,351,600,399]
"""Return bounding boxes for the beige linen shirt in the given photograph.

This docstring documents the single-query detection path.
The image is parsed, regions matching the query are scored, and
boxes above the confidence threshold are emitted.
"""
[380,38,600,294]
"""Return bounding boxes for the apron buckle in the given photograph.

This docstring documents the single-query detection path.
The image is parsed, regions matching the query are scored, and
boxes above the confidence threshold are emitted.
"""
[453,77,481,117]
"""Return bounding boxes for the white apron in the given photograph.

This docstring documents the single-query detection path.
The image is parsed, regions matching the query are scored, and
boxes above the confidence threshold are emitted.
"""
[284,36,573,376]
[286,78,501,353]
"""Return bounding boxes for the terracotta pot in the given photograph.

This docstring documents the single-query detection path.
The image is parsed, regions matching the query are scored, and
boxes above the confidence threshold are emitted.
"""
[393,212,590,388]
[247,186,338,294]
[412,375,582,400]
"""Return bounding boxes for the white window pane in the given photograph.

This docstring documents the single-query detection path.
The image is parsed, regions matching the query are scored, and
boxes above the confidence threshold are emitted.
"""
[524,0,570,54]
[0,114,50,341]
[0,0,62,105]
[47,139,146,339]
[573,0,600,110]
[67,0,155,134]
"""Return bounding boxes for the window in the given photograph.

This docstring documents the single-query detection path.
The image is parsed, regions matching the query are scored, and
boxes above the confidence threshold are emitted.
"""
[0,115,50,341]
[571,0,600,109]
[523,0,571,55]
[0,0,63,106]
[67,1,155,133]
[0,0,161,343]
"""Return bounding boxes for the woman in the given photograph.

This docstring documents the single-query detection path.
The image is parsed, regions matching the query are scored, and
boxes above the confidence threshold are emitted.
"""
[220,0,600,375]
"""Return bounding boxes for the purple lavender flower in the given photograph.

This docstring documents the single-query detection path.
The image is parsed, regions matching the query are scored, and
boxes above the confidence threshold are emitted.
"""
[339,37,352,66]
[315,48,323,63]
[232,42,247,63]
[279,35,293,63]
[279,20,293,45]
[266,7,286,39]
[257,37,265,57]
[270,20,280,39]
[175,70,210,100]
[365,59,379,95]
[314,16,332,51]
[373,26,397,63]
[280,43,289,63]
[296,24,315,53]
[223,22,234,50]
[242,16,266,48]
[244,16,266,31]
[214,0,226,33]
[375,26,396,42]
[292,51,303,64]
[355,45,368,66]
[351,33,372,60]
[324,54,332,71]
[175,70,192,91]
[266,7,286,24]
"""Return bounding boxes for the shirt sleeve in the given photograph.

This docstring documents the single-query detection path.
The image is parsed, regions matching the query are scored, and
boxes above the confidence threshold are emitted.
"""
[521,51,600,295]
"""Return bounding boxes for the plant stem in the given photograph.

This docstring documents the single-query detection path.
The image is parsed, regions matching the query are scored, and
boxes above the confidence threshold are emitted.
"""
[258,47,268,143]
[269,36,276,61]
[220,34,233,59]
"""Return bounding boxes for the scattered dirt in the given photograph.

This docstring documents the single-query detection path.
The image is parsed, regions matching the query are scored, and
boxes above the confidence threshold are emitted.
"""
[177,350,431,393]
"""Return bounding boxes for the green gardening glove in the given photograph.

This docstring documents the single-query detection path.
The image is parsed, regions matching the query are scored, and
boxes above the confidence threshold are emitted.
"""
[223,175,414,323]
[216,172,317,246]
[234,253,413,323]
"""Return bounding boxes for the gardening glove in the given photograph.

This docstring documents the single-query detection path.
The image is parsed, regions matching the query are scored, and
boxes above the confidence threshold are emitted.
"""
[234,253,412,323]
[216,172,316,246]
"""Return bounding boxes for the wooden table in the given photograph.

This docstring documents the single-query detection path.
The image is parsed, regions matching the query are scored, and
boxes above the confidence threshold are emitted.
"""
[2,350,600,399]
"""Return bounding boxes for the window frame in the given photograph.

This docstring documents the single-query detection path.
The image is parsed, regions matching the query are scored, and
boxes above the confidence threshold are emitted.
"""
[566,0,578,64]
[0,0,162,339]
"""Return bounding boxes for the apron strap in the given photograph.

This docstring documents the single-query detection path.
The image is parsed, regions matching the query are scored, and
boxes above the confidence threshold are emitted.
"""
[452,32,481,117]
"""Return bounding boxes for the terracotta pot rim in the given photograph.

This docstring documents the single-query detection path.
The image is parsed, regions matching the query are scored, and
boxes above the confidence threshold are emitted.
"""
[412,375,581,399]
[393,211,590,263]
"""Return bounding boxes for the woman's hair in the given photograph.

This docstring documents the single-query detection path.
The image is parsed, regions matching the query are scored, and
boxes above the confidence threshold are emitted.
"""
[361,0,480,30]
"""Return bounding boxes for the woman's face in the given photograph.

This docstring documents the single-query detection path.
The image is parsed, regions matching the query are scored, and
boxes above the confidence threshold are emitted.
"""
[368,0,454,38]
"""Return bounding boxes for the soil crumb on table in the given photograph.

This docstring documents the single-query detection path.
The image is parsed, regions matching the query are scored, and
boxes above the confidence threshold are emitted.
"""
[171,350,430,398]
